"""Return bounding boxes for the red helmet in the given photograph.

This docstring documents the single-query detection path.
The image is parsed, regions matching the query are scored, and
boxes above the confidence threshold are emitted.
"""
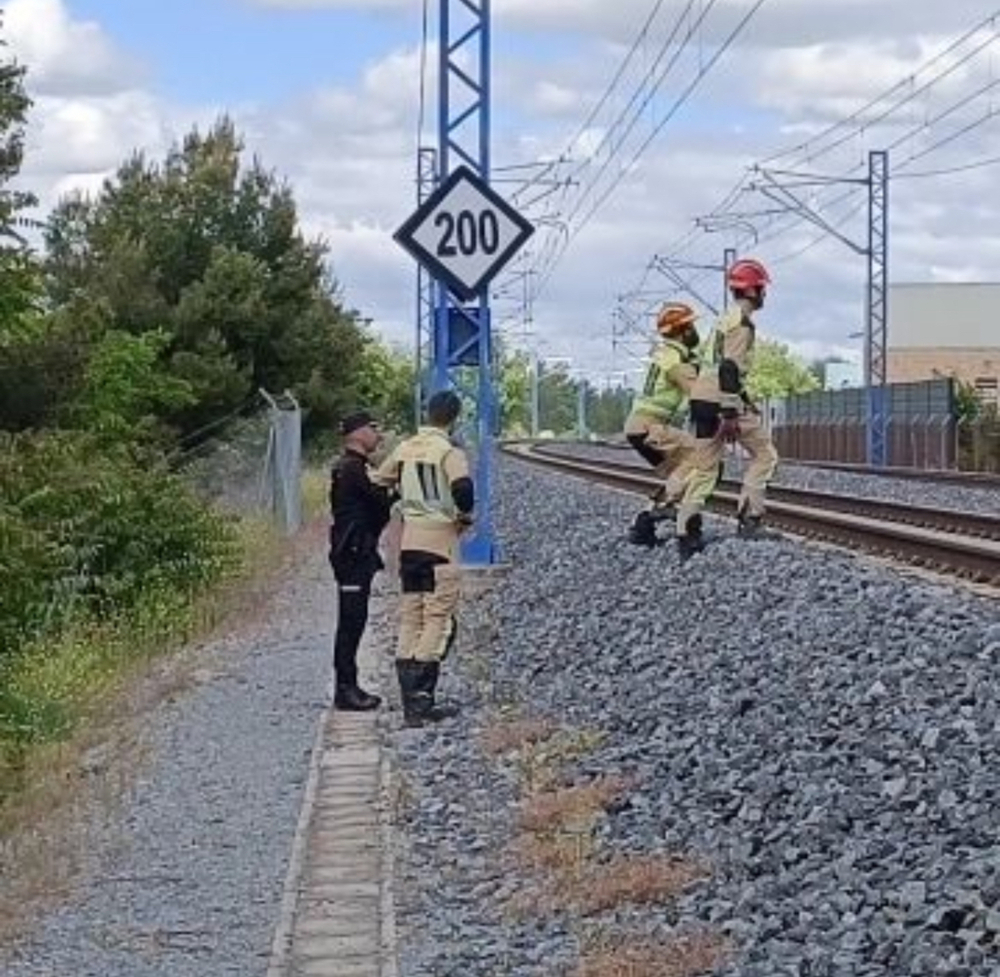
[727,258,771,292]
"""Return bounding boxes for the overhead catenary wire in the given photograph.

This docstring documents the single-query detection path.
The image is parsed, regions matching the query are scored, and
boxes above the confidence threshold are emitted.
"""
[649,10,1000,260]
[633,20,1000,310]
[758,9,1000,168]
[536,0,768,299]
[525,0,769,303]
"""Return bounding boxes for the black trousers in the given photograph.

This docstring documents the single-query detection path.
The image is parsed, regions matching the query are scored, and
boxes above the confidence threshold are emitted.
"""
[330,558,376,689]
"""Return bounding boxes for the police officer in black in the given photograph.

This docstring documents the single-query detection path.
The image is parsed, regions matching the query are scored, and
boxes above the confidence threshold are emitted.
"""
[329,410,394,711]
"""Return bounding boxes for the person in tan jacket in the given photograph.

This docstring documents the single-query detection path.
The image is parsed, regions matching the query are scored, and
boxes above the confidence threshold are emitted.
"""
[375,390,473,726]
[675,257,779,560]
[624,301,702,547]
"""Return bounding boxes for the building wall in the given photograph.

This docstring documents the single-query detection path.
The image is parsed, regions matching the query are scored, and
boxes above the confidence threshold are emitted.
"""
[887,347,999,406]
[889,282,1000,348]
[887,283,999,407]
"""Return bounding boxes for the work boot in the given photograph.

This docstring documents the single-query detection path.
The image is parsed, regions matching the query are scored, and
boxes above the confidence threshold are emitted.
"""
[676,514,704,563]
[395,660,458,727]
[627,510,658,547]
[736,502,763,539]
[334,684,381,711]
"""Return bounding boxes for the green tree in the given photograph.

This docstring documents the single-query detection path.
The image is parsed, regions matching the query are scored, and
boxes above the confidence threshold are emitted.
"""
[70,329,195,441]
[496,344,532,434]
[0,30,41,345]
[585,383,631,435]
[746,339,820,401]
[348,336,416,434]
[41,117,368,441]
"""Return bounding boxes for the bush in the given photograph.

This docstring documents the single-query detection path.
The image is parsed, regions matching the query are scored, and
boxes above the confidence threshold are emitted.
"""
[0,430,239,664]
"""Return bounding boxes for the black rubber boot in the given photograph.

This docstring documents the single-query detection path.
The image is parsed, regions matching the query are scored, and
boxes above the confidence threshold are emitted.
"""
[736,501,763,538]
[396,660,458,727]
[334,684,381,711]
[627,510,659,547]
[676,514,705,563]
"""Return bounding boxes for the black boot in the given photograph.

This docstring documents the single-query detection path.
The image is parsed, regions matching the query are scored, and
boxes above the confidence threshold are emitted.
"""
[627,510,659,547]
[677,514,705,563]
[334,682,381,711]
[416,661,460,724]
[396,659,458,727]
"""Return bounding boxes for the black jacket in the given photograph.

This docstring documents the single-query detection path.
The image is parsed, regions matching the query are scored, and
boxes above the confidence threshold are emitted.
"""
[329,449,393,572]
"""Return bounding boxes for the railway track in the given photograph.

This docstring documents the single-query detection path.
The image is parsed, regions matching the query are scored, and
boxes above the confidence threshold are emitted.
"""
[504,442,1000,586]
[547,438,1000,490]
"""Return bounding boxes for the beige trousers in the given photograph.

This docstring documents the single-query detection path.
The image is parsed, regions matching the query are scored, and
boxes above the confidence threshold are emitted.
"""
[624,414,697,500]
[397,563,461,663]
[676,412,778,534]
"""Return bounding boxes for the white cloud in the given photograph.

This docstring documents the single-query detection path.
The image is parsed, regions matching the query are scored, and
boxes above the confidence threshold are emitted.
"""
[2,0,144,96]
[10,0,1000,376]
[241,0,998,49]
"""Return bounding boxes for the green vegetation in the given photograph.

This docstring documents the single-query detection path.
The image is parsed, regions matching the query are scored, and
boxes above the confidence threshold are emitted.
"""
[0,28,413,804]
[745,338,820,401]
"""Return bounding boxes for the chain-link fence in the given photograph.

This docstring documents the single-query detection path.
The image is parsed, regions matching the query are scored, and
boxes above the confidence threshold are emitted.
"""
[173,389,303,533]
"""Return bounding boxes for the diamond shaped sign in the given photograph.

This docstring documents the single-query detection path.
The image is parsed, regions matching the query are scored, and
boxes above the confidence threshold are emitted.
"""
[393,166,534,301]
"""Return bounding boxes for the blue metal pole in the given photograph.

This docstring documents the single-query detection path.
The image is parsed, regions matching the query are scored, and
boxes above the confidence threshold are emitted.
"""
[433,0,498,564]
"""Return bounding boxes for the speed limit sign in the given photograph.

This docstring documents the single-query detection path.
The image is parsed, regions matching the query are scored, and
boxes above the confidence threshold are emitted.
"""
[393,165,534,300]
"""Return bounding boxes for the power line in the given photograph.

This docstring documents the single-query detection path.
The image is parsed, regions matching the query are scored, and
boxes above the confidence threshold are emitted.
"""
[759,10,1000,168]
[547,0,767,286]
[528,0,768,300]
[892,151,1000,179]
[510,0,675,206]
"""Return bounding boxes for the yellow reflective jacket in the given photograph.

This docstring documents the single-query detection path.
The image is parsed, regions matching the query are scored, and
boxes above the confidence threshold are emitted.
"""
[630,339,700,423]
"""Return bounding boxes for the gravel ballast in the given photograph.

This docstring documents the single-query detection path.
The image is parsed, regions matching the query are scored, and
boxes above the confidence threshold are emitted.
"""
[538,441,1000,517]
[1,525,347,977]
[391,456,1000,977]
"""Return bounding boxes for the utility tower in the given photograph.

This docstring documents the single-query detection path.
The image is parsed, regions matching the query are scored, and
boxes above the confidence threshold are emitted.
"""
[730,150,890,465]
[434,0,496,563]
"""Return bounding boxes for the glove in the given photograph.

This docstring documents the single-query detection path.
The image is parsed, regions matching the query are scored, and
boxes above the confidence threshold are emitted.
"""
[717,411,740,443]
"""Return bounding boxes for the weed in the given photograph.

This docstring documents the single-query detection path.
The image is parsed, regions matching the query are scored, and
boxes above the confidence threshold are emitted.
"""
[517,775,632,834]
[573,931,730,977]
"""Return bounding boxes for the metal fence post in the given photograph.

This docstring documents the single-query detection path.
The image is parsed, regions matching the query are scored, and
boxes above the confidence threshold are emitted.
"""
[259,388,302,535]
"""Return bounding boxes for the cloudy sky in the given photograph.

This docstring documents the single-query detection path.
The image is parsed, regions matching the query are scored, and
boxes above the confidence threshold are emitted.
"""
[5,0,1000,384]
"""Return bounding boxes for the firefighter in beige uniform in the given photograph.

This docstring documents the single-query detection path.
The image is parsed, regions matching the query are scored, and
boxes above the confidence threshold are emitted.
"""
[675,258,779,560]
[624,301,702,547]
[376,390,473,726]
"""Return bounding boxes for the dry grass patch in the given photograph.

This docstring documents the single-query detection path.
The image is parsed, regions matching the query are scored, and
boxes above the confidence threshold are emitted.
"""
[574,932,730,977]
[508,828,596,877]
[481,717,558,756]
[517,775,633,834]
[508,849,708,919]
[566,854,709,915]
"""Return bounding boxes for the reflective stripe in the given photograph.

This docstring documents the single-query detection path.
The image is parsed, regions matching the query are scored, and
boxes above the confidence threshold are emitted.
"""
[631,340,693,421]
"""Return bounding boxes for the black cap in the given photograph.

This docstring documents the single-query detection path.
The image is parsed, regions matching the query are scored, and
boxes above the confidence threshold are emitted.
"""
[340,410,378,436]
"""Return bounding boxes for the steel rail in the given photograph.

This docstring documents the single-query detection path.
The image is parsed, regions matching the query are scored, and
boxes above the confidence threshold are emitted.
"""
[503,443,1000,585]
[526,443,1000,542]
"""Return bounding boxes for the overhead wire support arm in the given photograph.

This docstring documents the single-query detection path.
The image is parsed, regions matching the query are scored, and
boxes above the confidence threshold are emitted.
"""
[749,166,868,255]
[652,256,723,317]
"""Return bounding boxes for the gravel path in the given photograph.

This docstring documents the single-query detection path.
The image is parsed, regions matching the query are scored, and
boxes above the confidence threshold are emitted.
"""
[1,522,372,977]
[537,441,1000,517]
[391,456,1000,977]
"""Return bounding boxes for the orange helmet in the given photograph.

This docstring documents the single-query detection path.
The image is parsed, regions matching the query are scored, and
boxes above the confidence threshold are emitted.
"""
[655,301,697,337]
[727,257,771,292]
